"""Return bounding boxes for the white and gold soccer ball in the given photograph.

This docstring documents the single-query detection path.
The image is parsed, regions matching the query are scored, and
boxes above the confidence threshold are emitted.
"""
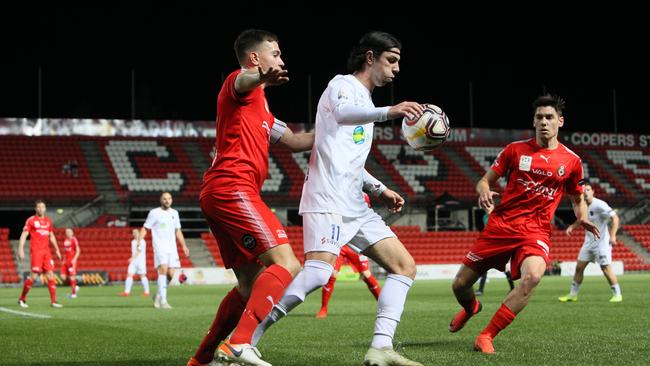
[401,104,450,151]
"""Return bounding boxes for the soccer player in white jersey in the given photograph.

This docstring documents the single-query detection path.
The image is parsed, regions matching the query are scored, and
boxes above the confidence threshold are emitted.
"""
[252,31,425,366]
[119,229,150,297]
[140,192,189,309]
[559,183,622,302]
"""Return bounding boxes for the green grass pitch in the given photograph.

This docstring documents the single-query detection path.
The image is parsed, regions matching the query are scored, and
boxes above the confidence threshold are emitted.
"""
[1,274,649,365]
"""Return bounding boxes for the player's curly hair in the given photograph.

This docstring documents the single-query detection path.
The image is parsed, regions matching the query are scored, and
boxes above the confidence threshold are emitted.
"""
[347,31,402,73]
[533,94,566,116]
[234,29,279,65]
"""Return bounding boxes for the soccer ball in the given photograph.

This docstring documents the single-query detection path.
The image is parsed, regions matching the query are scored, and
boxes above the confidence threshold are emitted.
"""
[401,104,450,151]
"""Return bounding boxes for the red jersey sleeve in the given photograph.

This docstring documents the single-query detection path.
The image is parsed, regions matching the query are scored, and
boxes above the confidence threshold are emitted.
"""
[224,70,257,105]
[23,217,32,232]
[490,143,514,177]
[565,158,585,196]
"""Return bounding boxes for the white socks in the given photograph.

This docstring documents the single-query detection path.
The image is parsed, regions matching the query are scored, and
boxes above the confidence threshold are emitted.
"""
[569,281,581,296]
[157,276,167,303]
[371,274,413,349]
[611,283,621,296]
[124,277,133,294]
[252,260,333,346]
[141,276,150,294]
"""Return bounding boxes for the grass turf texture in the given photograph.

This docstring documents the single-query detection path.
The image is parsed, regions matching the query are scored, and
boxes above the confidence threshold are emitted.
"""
[1,274,649,365]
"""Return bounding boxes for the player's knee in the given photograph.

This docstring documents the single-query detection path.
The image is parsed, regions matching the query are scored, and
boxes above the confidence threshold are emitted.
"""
[279,257,302,277]
[387,255,417,279]
[452,277,470,293]
[522,273,542,289]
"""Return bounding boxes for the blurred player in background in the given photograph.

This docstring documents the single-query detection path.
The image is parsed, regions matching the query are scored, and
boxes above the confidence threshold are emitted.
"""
[120,228,150,297]
[448,95,600,354]
[17,200,64,308]
[188,29,314,366]
[316,193,381,318]
[253,31,424,366]
[60,228,81,299]
[140,192,189,309]
[559,183,622,302]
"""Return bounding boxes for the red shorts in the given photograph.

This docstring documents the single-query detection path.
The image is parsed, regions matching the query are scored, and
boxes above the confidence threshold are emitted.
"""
[31,250,54,273]
[334,245,370,273]
[200,190,290,269]
[462,232,550,280]
[61,260,77,276]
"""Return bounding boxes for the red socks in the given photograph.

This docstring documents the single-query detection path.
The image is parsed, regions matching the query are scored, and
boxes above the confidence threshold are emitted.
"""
[193,287,246,364]
[481,303,517,339]
[363,275,381,300]
[20,277,34,301]
[321,276,337,309]
[70,278,78,295]
[47,279,57,303]
[230,264,292,345]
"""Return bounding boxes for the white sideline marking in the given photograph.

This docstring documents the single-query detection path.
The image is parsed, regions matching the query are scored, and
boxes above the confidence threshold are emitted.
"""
[0,307,52,319]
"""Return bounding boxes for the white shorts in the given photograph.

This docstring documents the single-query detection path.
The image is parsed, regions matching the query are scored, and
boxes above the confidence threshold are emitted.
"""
[577,242,612,266]
[154,251,181,269]
[302,209,395,256]
[127,259,147,275]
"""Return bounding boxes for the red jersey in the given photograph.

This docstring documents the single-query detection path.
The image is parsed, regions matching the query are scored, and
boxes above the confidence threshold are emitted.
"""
[63,237,79,260]
[486,138,584,240]
[201,69,276,197]
[23,215,53,252]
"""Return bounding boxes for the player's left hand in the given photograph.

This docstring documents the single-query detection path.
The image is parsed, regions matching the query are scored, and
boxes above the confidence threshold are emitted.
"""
[55,250,62,260]
[610,235,617,246]
[579,219,600,239]
[380,188,404,214]
[182,246,190,257]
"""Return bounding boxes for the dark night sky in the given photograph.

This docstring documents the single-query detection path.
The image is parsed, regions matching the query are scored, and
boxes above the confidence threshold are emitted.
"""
[1,3,648,133]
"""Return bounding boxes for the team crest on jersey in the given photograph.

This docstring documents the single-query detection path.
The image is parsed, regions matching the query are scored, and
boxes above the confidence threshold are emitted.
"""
[558,165,565,177]
[518,155,532,171]
[34,221,40,228]
[352,126,365,144]
[338,89,349,101]
[242,234,257,250]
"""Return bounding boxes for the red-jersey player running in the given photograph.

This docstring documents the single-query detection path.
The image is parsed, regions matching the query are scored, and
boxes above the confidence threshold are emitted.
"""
[61,228,81,299]
[316,193,381,318]
[187,29,314,366]
[18,200,64,308]
[448,95,600,354]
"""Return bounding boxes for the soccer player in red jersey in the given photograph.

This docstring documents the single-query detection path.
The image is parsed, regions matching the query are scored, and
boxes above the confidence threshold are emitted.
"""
[187,29,314,366]
[448,95,600,354]
[60,228,81,299]
[316,193,381,318]
[17,200,64,308]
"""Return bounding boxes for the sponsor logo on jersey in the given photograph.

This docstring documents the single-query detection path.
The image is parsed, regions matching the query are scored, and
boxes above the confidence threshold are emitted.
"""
[276,229,287,239]
[532,168,553,176]
[540,154,550,163]
[241,234,257,250]
[352,126,365,144]
[466,252,483,262]
[517,178,558,200]
[320,236,340,248]
[519,155,532,171]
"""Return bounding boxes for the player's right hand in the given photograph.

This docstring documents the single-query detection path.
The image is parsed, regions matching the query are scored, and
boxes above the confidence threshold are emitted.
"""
[565,226,574,236]
[259,66,289,86]
[388,102,424,121]
[579,219,600,239]
[18,249,24,261]
[478,191,499,212]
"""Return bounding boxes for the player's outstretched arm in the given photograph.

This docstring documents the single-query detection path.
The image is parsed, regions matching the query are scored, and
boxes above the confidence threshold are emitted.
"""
[569,193,600,239]
[235,66,289,94]
[278,127,314,152]
[476,170,500,212]
[17,231,29,260]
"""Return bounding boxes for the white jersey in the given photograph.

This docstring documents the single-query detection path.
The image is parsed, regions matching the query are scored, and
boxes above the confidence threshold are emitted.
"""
[143,207,181,254]
[131,239,146,263]
[584,198,616,246]
[299,74,390,217]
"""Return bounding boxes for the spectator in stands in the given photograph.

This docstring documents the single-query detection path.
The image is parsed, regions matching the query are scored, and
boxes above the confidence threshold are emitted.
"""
[120,229,150,297]
[184,122,199,137]
[253,31,424,366]
[559,183,622,302]
[447,95,600,354]
[17,200,64,308]
[187,29,315,366]
[60,228,81,298]
[140,192,189,309]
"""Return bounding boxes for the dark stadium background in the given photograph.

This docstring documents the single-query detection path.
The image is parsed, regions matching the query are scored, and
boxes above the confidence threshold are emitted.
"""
[1,3,648,133]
